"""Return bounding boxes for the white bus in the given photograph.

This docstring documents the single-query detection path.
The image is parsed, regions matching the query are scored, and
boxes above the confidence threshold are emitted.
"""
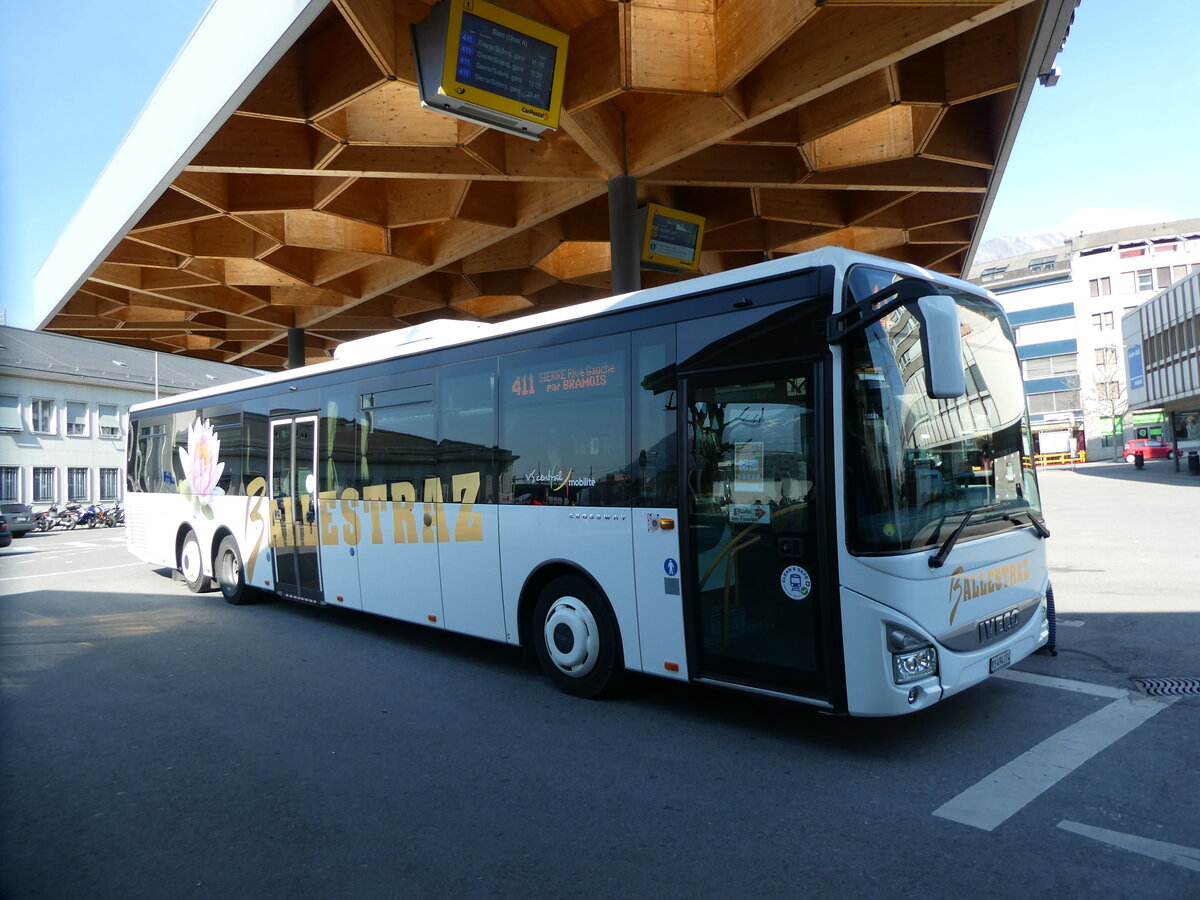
[125,247,1051,716]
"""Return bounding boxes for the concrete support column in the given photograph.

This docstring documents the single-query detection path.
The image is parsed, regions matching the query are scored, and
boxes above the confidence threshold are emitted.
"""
[287,327,306,370]
[607,175,640,296]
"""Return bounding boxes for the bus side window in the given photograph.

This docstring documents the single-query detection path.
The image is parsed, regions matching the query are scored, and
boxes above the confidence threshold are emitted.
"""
[499,334,630,507]
[633,326,677,508]
[438,359,498,503]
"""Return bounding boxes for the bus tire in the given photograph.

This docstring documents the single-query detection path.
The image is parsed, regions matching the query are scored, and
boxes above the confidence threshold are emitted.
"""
[533,575,621,698]
[216,535,253,605]
[179,530,213,593]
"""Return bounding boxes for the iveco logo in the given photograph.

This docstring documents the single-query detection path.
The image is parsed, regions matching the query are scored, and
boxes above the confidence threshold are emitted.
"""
[978,607,1021,643]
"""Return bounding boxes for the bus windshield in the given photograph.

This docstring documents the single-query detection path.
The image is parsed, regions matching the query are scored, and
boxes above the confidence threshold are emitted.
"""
[843,281,1043,554]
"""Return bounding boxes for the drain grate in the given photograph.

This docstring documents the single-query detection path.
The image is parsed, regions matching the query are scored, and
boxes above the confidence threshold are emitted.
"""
[1131,677,1200,697]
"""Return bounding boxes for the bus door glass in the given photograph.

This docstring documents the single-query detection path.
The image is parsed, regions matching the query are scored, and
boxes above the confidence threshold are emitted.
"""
[269,415,323,603]
[684,365,827,696]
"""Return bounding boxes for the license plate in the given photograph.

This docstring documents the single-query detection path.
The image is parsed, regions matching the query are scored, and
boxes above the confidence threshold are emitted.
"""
[989,649,1011,673]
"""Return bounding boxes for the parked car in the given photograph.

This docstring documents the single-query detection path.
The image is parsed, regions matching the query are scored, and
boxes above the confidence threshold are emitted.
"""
[1123,439,1174,463]
[0,517,12,549]
[0,502,36,537]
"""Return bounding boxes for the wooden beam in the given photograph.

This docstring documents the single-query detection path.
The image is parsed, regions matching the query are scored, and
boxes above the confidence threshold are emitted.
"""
[107,240,187,269]
[807,106,917,172]
[327,81,460,145]
[191,116,317,171]
[739,2,1031,122]
[333,0,399,77]
[133,191,223,231]
[281,209,390,253]
[715,0,819,90]
[626,5,717,93]
[559,103,627,177]
[645,145,804,187]
[563,5,623,113]
[795,69,894,144]
[303,12,388,119]
[755,188,848,226]
[921,97,1000,169]
[802,157,989,191]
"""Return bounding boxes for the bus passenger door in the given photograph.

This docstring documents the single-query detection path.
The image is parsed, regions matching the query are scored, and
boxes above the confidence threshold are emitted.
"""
[269,416,324,604]
[682,365,829,699]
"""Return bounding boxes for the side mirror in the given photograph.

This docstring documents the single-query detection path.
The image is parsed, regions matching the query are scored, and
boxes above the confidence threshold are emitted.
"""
[914,295,966,399]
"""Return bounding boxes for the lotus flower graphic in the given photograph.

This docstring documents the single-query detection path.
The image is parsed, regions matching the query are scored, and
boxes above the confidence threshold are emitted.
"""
[178,417,225,517]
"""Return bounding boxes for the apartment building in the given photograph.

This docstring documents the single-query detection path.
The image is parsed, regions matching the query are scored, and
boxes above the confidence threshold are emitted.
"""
[0,326,254,510]
[967,218,1200,459]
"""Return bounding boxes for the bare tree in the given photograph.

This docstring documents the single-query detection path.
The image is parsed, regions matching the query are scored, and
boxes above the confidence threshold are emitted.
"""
[1088,344,1128,458]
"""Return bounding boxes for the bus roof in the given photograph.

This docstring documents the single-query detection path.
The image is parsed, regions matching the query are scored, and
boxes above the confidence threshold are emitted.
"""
[128,246,986,414]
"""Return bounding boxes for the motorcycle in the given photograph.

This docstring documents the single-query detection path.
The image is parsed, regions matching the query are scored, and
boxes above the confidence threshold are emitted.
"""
[105,503,125,527]
[78,504,103,528]
[37,503,77,530]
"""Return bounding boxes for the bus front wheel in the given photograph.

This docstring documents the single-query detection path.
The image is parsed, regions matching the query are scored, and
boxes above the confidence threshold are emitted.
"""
[533,576,621,698]
[179,530,213,593]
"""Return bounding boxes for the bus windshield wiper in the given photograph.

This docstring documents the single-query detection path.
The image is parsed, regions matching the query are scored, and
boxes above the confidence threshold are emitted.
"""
[928,509,975,569]
[1004,511,1050,539]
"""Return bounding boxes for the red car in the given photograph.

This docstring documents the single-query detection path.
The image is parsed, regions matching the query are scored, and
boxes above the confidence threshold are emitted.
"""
[1123,439,1174,463]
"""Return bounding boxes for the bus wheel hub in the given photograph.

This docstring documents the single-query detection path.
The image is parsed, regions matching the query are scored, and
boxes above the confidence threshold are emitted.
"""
[544,598,599,678]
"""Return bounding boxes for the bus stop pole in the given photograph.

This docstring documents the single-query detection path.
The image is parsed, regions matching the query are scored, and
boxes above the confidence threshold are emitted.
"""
[608,175,641,296]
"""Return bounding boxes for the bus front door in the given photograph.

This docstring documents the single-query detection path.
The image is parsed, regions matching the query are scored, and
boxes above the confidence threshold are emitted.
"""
[269,415,324,604]
[684,365,828,699]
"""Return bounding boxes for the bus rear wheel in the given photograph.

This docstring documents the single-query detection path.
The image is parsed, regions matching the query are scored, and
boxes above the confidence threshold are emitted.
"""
[216,535,253,605]
[533,576,621,698]
[179,530,213,593]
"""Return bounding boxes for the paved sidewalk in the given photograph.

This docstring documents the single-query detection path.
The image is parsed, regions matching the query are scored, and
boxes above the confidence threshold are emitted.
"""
[1015,459,1200,690]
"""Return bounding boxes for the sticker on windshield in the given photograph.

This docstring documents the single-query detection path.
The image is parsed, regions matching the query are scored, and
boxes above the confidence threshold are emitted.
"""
[780,565,811,601]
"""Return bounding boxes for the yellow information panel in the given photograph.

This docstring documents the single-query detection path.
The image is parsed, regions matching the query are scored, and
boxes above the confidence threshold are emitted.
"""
[440,0,568,130]
[640,204,706,272]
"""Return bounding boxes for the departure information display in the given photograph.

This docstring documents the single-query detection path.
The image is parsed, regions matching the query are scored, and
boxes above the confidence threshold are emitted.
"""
[456,11,558,110]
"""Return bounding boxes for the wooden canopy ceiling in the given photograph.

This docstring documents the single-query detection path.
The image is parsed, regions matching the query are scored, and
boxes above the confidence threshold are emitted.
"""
[46,0,1055,369]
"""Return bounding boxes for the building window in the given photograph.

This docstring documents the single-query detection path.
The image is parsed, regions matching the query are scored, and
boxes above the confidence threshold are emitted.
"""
[0,395,20,433]
[1027,390,1081,414]
[1028,256,1056,273]
[66,401,89,436]
[1088,277,1111,297]
[1155,267,1175,289]
[1119,246,1146,258]
[33,467,55,502]
[100,468,121,502]
[981,265,1008,282]
[1023,353,1078,378]
[1126,269,1154,292]
[68,468,89,502]
[0,467,18,502]
[99,404,122,438]
[1095,347,1117,366]
[1097,381,1122,400]
[32,399,55,434]
[1091,312,1114,330]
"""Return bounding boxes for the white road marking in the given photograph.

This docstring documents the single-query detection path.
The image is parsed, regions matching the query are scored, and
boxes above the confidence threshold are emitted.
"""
[934,693,1180,831]
[1058,619,1086,627]
[995,668,1128,699]
[1058,820,1200,873]
[0,562,145,584]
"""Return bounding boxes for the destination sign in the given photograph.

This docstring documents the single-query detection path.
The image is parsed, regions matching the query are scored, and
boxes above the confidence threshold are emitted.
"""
[456,11,558,110]
[511,360,619,398]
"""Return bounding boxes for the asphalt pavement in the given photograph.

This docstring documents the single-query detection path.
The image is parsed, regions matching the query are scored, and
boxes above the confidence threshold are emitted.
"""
[1,467,1197,898]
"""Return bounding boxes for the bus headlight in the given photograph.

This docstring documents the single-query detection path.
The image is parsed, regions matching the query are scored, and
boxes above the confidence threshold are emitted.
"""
[888,627,938,684]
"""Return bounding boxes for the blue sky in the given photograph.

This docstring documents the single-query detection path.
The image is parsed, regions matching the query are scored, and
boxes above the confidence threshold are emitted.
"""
[2,0,1198,331]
